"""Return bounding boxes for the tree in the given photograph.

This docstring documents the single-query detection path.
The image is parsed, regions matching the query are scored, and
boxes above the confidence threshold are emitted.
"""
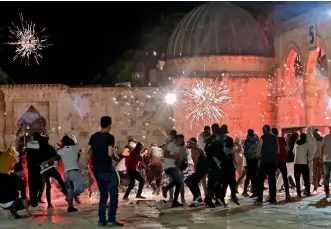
[102,13,185,85]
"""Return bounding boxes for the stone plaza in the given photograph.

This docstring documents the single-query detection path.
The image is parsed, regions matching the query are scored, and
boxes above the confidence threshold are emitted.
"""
[1,187,331,229]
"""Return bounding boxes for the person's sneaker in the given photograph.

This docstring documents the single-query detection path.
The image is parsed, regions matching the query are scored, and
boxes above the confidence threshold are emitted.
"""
[265,196,271,202]
[67,206,78,212]
[286,195,292,201]
[205,199,216,208]
[172,201,183,208]
[47,204,53,209]
[30,205,43,210]
[305,192,311,197]
[107,220,124,227]
[241,192,249,197]
[326,192,330,198]
[9,210,21,219]
[136,195,146,199]
[161,186,168,199]
[97,221,107,227]
[254,200,263,205]
[181,198,186,204]
[215,198,227,207]
[38,199,45,204]
[268,199,277,204]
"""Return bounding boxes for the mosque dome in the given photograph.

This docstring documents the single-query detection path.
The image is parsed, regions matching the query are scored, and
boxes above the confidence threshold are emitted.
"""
[166,2,271,59]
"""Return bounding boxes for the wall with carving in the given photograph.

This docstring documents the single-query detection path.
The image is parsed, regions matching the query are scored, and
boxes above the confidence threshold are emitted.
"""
[0,85,173,152]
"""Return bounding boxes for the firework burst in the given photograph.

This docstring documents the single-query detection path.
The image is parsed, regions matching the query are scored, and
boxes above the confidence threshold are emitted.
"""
[6,13,50,66]
[177,78,230,126]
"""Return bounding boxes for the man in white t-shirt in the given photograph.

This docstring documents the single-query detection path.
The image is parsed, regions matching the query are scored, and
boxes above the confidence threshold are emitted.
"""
[57,136,84,212]
[321,126,331,198]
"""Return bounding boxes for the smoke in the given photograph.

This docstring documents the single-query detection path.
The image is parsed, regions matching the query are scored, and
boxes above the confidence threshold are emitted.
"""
[69,93,90,119]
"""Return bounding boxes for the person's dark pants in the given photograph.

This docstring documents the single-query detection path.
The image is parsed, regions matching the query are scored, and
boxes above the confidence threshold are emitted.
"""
[246,158,259,196]
[205,164,222,201]
[37,179,45,201]
[27,166,42,207]
[164,167,182,202]
[42,167,68,205]
[123,170,145,198]
[146,165,163,191]
[95,168,119,223]
[278,163,290,197]
[220,168,237,200]
[257,163,277,202]
[294,164,310,197]
[324,162,331,194]
[185,164,207,200]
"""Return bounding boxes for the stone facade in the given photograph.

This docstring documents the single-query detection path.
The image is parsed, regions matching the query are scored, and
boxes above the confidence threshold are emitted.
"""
[0,85,173,151]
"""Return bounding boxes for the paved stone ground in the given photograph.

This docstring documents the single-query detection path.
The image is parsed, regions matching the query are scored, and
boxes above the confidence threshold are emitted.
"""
[1,187,331,229]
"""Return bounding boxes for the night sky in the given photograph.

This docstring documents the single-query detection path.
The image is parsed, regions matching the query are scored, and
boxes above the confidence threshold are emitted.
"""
[0,1,317,86]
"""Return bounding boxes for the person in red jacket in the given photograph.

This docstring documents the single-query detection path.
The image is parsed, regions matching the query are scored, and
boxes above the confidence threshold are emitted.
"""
[123,142,149,200]
[272,128,291,200]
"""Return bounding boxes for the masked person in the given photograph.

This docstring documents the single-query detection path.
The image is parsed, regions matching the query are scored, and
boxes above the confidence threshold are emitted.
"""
[123,142,149,200]
[185,137,207,205]
[117,139,137,188]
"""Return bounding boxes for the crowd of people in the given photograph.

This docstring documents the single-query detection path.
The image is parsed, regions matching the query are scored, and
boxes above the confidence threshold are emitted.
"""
[1,114,331,228]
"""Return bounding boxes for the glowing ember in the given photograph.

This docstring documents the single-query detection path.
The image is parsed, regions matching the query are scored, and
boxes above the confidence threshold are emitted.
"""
[177,78,230,126]
[6,13,51,66]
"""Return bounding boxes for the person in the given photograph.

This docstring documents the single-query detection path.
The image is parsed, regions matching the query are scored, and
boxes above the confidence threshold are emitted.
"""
[321,126,331,198]
[146,144,163,195]
[294,133,311,197]
[204,125,228,207]
[39,136,68,209]
[0,145,19,174]
[120,139,137,161]
[117,139,137,188]
[26,132,43,209]
[185,137,206,204]
[161,129,183,207]
[198,126,211,153]
[313,129,323,190]
[0,163,31,219]
[255,125,279,205]
[220,136,240,205]
[175,134,188,204]
[287,132,299,188]
[86,116,123,227]
[306,127,317,184]
[243,129,259,198]
[123,142,148,200]
[57,136,85,212]
[272,128,291,201]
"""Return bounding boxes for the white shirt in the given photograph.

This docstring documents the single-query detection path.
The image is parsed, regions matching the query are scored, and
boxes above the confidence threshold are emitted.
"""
[294,142,311,165]
[57,146,80,172]
[163,141,177,170]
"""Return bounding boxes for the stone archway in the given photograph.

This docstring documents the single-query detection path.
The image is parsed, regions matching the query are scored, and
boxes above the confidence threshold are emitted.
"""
[305,37,330,126]
[277,49,305,127]
[16,105,46,148]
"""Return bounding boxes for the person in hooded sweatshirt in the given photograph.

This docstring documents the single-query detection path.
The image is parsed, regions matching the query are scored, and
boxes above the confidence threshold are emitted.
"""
[255,125,279,205]
[293,133,312,197]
